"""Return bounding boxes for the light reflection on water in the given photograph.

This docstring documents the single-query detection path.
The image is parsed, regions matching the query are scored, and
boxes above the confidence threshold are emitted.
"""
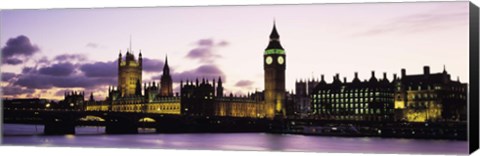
[2,124,468,155]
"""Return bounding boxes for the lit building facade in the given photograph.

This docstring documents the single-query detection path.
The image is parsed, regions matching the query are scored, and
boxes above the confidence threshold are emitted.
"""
[394,66,467,122]
[308,66,467,123]
[85,50,181,114]
[310,72,395,122]
[85,23,291,119]
[118,50,142,97]
[180,77,265,118]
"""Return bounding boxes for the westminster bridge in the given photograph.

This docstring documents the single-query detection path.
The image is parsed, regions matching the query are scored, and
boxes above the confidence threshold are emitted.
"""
[3,108,274,135]
[3,108,466,140]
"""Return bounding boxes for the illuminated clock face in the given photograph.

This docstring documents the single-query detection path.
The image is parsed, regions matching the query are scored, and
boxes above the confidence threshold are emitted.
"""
[266,56,273,65]
[277,56,284,65]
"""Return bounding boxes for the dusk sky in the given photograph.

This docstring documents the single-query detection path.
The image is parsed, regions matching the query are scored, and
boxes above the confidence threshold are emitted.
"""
[1,1,470,100]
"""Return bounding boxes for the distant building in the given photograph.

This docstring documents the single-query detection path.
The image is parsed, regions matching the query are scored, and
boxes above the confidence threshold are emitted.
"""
[310,72,395,122]
[3,98,50,109]
[63,91,86,110]
[394,66,467,122]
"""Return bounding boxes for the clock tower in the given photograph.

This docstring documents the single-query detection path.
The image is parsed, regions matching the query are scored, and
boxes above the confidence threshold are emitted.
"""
[264,22,286,119]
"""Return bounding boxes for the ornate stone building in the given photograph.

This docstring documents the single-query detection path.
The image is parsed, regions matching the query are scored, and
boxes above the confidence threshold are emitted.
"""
[118,50,142,97]
[85,50,181,114]
[394,66,467,122]
[85,23,290,119]
[179,77,265,118]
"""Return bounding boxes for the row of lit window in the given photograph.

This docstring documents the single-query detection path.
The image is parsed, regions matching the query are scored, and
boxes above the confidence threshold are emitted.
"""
[313,103,392,109]
[313,98,371,103]
[315,108,392,115]
[407,93,437,99]
[113,101,144,104]
[315,103,369,109]
[313,92,394,99]
[317,115,391,120]
[316,88,391,94]
[407,85,444,91]
[148,106,179,110]
[407,102,437,108]
[446,94,467,99]
[313,98,393,104]
[115,106,142,111]
[151,98,180,102]
[448,86,466,92]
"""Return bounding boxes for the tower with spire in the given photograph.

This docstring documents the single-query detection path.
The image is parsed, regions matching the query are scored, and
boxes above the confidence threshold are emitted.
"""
[216,76,223,97]
[264,21,287,119]
[118,40,143,97]
[160,55,173,97]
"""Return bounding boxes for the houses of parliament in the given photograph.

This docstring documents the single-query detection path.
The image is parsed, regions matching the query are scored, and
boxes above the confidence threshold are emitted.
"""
[61,23,467,123]
[82,23,287,119]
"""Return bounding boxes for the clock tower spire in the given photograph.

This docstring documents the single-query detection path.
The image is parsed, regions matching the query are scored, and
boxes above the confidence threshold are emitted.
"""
[264,21,286,119]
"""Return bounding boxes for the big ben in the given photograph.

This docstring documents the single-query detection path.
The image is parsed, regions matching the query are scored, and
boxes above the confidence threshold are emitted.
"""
[264,22,286,119]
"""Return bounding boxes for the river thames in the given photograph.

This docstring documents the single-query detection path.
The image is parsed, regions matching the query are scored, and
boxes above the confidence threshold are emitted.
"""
[2,124,468,155]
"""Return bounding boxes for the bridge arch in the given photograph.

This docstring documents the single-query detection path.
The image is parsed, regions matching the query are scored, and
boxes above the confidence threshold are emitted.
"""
[138,117,156,123]
[78,115,106,122]
[104,113,139,134]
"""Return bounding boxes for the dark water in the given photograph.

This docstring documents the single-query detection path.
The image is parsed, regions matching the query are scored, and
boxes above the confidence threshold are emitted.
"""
[2,124,468,155]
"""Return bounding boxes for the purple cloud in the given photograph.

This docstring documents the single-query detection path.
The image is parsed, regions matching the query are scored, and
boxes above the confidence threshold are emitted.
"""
[37,56,50,64]
[54,54,87,62]
[4,58,23,65]
[1,35,40,65]
[171,64,226,83]
[86,42,99,48]
[198,39,214,46]
[80,61,118,77]
[21,67,35,74]
[235,80,254,87]
[9,58,119,92]
[218,40,229,46]
[2,85,35,96]
[186,47,219,63]
[186,39,227,63]
[2,72,17,82]
[14,73,116,89]
[38,62,76,76]
[354,6,468,36]
[142,58,165,73]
